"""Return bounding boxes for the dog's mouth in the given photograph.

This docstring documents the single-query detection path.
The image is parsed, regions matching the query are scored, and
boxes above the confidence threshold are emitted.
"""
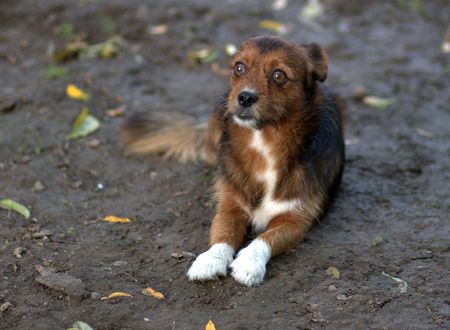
[236,110,254,121]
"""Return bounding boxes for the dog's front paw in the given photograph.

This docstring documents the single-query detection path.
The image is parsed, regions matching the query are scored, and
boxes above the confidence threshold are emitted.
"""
[230,239,271,286]
[187,243,234,281]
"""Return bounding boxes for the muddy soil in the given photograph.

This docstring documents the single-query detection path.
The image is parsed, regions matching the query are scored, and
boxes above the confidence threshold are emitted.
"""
[0,0,449,329]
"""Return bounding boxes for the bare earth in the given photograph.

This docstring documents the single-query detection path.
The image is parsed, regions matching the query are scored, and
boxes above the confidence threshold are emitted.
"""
[0,0,449,329]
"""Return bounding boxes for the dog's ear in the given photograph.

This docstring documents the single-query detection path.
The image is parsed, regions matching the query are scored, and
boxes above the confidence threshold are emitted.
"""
[301,43,328,83]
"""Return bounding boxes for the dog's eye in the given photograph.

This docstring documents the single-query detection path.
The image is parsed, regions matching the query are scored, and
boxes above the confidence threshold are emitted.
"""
[234,62,245,76]
[272,70,287,85]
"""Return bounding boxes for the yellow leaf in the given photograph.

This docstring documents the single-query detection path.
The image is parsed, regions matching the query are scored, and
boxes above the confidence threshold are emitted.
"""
[259,20,289,35]
[66,84,89,101]
[103,215,130,223]
[205,320,216,330]
[142,287,165,300]
[100,292,133,300]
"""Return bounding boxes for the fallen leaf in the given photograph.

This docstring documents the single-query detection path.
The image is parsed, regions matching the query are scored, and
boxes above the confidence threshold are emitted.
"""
[381,271,408,294]
[189,48,218,64]
[0,199,30,219]
[106,106,126,117]
[259,20,289,35]
[142,287,165,300]
[42,65,68,80]
[53,39,87,63]
[66,84,89,102]
[416,128,434,138]
[362,96,393,110]
[272,0,288,11]
[326,266,340,279]
[300,0,323,21]
[67,321,94,330]
[148,24,168,35]
[69,113,100,139]
[224,43,237,56]
[103,215,131,223]
[59,22,75,40]
[371,235,384,246]
[100,292,133,300]
[82,36,122,60]
[205,320,216,330]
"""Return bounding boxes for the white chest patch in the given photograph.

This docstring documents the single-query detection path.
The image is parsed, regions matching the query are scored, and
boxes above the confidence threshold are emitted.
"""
[248,130,301,232]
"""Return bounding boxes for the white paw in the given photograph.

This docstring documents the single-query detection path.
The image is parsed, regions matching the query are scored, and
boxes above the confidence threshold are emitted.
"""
[230,239,271,286]
[187,243,234,281]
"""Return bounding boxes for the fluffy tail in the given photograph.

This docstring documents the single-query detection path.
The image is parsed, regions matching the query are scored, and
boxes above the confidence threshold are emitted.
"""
[120,112,217,165]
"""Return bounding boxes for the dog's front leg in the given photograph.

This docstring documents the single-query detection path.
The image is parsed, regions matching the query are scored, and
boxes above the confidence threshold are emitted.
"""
[187,192,249,281]
[231,213,312,286]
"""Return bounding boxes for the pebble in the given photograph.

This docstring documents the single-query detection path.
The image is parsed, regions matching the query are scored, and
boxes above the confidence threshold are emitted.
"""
[336,294,348,301]
[32,229,53,238]
[33,180,45,192]
[113,260,128,267]
[35,266,87,298]
[13,247,26,258]
[0,302,13,312]
[90,292,101,299]
[327,285,338,292]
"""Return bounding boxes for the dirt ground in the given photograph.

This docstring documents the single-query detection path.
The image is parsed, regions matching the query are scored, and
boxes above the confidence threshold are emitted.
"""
[0,0,449,329]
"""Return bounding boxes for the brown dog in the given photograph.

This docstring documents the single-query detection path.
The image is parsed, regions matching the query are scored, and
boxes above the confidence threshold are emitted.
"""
[121,36,345,286]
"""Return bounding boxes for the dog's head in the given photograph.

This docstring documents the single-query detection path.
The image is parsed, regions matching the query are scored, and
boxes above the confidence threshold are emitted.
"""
[227,36,328,128]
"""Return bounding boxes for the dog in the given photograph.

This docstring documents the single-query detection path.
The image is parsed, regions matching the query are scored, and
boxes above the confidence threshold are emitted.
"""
[120,36,345,286]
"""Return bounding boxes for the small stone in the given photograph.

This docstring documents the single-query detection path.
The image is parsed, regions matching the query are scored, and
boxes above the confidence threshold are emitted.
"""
[90,291,101,299]
[0,302,13,312]
[35,272,88,298]
[72,180,83,189]
[327,285,338,292]
[150,171,158,180]
[13,247,26,258]
[351,86,367,101]
[35,265,57,276]
[336,294,348,301]
[171,251,196,261]
[0,100,16,113]
[33,180,45,192]
[113,260,128,267]
[32,229,53,238]
[87,139,101,149]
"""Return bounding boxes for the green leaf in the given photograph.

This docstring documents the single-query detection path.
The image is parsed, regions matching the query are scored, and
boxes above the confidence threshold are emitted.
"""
[42,65,68,79]
[60,23,75,39]
[67,321,94,330]
[326,266,340,279]
[371,235,384,246]
[363,96,393,110]
[0,199,30,219]
[69,112,100,140]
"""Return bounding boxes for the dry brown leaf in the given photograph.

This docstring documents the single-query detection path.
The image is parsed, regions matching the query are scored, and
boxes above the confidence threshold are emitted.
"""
[103,215,130,223]
[142,287,165,300]
[100,292,133,300]
[205,320,216,330]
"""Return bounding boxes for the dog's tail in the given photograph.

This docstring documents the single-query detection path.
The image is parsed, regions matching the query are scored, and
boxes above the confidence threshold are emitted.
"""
[120,112,218,165]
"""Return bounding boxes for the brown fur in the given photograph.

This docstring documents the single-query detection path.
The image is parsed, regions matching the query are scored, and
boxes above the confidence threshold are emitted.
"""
[121,36,345,263]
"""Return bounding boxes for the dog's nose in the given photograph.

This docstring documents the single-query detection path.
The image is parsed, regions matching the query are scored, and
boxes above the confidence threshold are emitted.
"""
[237,91,257,108]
